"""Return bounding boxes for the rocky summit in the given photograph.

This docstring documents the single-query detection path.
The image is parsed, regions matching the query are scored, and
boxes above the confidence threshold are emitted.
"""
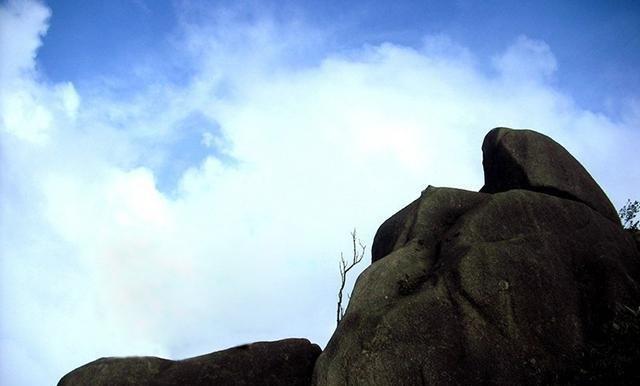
[59,127,640,385]
[313,127,640,385]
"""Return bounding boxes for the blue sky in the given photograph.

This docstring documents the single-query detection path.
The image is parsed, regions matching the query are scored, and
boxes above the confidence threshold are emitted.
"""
[1,0,639,385]
[37,0,640,114]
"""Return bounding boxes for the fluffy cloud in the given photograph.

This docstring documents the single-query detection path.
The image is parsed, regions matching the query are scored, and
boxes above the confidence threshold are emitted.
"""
[0,0,50,81]
[0,0,81,146]
[1,1,639,385]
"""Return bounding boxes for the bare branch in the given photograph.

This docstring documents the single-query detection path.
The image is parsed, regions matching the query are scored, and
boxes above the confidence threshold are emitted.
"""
[337,228,366,325]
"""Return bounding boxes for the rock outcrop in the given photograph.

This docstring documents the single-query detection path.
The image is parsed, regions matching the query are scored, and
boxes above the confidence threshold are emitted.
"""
[59,127,639,385]
[479,127,619,223]
[313,128,640,385]
[58,338,321,386]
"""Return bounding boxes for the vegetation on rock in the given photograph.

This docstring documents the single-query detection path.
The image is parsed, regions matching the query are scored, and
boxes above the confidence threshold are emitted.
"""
[619,199,639,230]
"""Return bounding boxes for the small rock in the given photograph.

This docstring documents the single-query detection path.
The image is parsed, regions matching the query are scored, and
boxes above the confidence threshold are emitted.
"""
[59,338,321,386]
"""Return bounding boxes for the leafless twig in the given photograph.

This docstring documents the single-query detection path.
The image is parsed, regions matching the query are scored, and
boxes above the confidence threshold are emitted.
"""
[337,229,366,325]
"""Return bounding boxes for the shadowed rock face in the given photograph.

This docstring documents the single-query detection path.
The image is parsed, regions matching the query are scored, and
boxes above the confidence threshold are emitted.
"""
[479,127,619,224]
[314,128,640,385]
[58,339,321,386]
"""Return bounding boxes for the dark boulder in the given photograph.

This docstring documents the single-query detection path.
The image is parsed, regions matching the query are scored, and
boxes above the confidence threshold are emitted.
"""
[313,128,640,385]
[371,187,488,263]
[58,338,321,386]
[630,229,640,251]
[480,127,620,224]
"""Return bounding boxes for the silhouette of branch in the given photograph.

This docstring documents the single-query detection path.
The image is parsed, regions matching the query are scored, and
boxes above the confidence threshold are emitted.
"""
[337,229,366,326]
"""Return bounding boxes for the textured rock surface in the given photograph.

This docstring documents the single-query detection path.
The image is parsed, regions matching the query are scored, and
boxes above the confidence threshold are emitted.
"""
[58,338,321,386]
[313,128,640,385]
[631,230,640,251]
[480,127,620,223]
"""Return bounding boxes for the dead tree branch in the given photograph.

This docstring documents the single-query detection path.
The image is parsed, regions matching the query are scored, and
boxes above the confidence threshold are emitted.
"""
[337,229,366,326]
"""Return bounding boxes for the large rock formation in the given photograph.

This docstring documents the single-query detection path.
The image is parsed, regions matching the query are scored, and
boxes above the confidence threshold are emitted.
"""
[59,127,639,385]
[58,339,321,386]
[313,128,640,385]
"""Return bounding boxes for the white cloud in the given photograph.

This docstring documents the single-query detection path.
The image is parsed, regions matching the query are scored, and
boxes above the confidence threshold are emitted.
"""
[1,2,639,385]
[493,35,557,82]
[0,0,50,82]
[0,0,79,146]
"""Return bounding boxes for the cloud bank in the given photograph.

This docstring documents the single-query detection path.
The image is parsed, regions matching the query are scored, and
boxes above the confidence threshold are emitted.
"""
[1,1,638,385]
